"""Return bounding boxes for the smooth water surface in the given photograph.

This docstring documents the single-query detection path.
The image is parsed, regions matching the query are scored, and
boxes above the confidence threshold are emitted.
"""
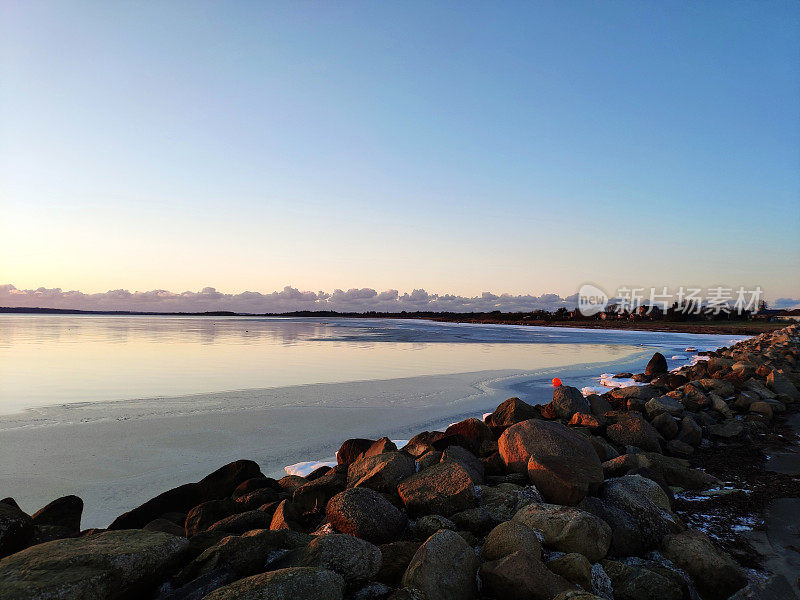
[0,315,746,415]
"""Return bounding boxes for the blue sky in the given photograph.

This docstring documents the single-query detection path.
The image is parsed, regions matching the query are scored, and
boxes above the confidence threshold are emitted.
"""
[1,1,799,306]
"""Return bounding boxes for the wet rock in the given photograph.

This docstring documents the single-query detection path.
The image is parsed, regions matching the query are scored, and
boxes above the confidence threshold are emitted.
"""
[326,487,407,544]
[480,549,574,600]
[401,529,479,600]
[397,461,476,517]
[499,419,603,505]
[645,353,668,376]
[482,520,542,561]
[512,503,611,562]
[661,529,747,600]
[0,529,189,600]
[202,566,344,600]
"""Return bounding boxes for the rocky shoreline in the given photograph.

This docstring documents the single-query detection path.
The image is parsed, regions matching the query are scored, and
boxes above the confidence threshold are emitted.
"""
[1,325,799,600]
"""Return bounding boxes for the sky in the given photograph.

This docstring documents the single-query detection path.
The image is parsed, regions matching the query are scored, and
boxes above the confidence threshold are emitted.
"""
[1,1,799,312]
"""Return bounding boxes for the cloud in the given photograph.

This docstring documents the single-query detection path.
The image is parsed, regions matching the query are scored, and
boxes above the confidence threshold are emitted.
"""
[0,283,581,314]
[773,297,800,310]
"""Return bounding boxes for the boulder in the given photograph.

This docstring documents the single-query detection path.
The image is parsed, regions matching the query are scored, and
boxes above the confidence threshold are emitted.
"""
[401,529,479,600]
[397,461,476,517]
[588,394,613,418]
[486,397,541,429]
[176,528,311,585]
[231,477,281,498]
[206,510,272,535]
[676,416,702,447]
[185,499,236,537]
[234,486,284,511]
[610,386,661,402]
[109,459,262,530]
[270,499,304,531]
[661,529,747,600]
[665,439,694,458]
[645,396,684,419]
[512,503,611,562]
[551,385,591,420]
[750,401,773,420]
[0,530,188,600]
[444,418,495,447]
[202,566,344,600]
[605,413,662,453]
[441,445,484,484]
[293,466,347,515]
[602,453,719,489]
[645,353,668,376]
[599,475,681,549]
[577,496,649,557]
[415,450,442,472]
[0,503,34,558]
[547,553,593,591]
[499,419,603,505]
[337,439,377,467]
[348,452,416,494]
[30,495,83,534]
[376,541,420,586]
[482,520,542,561]
[708,419,744,440]
[411,514,456,540]
[601,559,682,600]
[297,533,381,584]
[402,432,445,457]
[651,413,678,439]
[767,370,799,400]
[480,549,574,600]
[326,487,407,544]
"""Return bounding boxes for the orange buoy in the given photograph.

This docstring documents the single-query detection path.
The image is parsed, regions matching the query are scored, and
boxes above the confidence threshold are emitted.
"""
[552,377,562,387]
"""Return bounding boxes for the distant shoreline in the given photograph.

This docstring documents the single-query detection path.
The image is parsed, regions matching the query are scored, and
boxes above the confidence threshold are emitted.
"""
[0,305,785,335]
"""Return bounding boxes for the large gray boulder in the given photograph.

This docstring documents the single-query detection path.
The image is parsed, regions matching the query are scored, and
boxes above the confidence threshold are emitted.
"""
[202,566,344,600]
[0,530,189,600]
[401,529,479,600]
[480,549,575,600]
[661,529,747,600]
[512,503,611,562]
[397,462,476,517]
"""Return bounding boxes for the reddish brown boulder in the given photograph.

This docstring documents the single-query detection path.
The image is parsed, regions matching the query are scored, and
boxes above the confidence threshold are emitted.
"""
[397,462,476,517]
[326,487,407,544]
[605,413,662,453]
[348,452,416,494]
[486,397,540,429]
[498,420,603,505]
